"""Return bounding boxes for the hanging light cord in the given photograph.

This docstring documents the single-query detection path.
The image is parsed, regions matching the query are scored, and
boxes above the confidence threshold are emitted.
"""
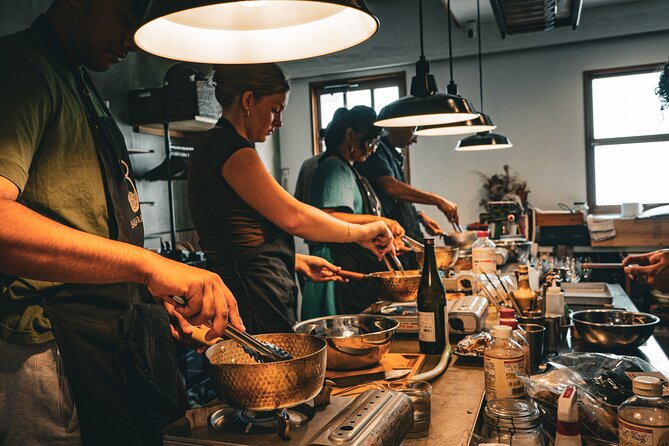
[447,0,454,82]
[419,0,425,57]
[477,0,484,112]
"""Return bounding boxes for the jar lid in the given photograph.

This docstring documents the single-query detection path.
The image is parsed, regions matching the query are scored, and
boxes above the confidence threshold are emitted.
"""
[483,398,541,430]
[491,325,512,339]
[633,376,663,397]
[499,308,516,318]
[477,231,489,238]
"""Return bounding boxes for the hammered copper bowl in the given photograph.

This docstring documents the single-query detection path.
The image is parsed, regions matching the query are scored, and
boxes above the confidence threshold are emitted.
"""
[293,315,399,371]
[415,246,459,270]
[571,309,660,349]
[368,269,422,302]
[204,333,327,410]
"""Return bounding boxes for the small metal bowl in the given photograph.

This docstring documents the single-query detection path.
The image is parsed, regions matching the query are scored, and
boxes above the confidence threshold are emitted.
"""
[293,315,399,371]
[415,246,459,270]
[443,231,478,249]
[571,309,660,349]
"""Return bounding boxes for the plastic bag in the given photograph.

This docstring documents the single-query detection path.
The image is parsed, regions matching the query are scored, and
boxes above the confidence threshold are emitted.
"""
[520,352,659,444]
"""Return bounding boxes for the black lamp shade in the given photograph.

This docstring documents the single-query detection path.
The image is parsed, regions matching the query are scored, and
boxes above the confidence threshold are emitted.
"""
[455,131,513,151]
[415,113,496,136]
[134,0,379,63]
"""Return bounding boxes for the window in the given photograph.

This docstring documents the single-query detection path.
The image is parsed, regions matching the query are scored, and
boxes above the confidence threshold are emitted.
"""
[585,64,669,212]
[309,73,406,155]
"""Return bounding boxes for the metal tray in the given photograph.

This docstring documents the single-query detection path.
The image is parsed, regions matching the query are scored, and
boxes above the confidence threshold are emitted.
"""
[562,282,613,306]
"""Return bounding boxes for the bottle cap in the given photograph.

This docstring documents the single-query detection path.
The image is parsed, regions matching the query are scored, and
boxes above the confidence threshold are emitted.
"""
[491,325,512,339]
[499,308,516,318]
[557,386,579,423]
[632,376,663,397]
[423,237,434,245]
[499,318,519,329]
[477,231,489,238]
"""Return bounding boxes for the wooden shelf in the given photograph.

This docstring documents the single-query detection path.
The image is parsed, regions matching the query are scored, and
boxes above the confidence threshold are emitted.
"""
[133,116,217,139]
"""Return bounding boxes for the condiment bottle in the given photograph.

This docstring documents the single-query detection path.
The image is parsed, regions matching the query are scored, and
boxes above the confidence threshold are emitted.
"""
[555,386,581,445]
[514,264,536,313]
[484,325,526,401]
[618,376,669,446]
[417,238,448,354]
[472,231,496,274]
[498,312,531,376]
[545,281,564,317]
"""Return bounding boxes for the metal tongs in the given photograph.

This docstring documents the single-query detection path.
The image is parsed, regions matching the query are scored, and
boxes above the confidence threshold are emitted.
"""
[402,235,424,251]
[171,296,292,363]
[382,253,405,276]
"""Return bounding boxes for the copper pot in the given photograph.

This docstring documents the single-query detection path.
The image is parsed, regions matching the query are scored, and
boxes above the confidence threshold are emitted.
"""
[203,333,327,411]
[415,246,459,270]
[338,269,422,302]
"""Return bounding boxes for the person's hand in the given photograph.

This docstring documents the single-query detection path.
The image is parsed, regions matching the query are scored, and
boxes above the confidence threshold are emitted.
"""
[143,253,244,341]
[162,302,208,353]
[418,212,443,236]
[622,252,653,267]
[624,249,669,292]
[295,254,346,282]
[380,217,406,239]
[356,220,396,259]
[436,198,460,226]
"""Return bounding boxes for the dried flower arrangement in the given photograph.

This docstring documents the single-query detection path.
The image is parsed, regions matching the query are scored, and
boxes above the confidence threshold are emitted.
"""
[478,164,530,212]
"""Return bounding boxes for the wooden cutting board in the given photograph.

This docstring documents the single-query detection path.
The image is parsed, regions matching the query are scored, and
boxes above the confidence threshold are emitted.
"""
[326,353,426,397]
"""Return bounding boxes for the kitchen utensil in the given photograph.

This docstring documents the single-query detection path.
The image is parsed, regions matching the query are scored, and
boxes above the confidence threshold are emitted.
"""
[204,333,327,411]
[337,269,422,302]
[542,314,562,353]
[384,380,432,438]
[493,239,532,263]
[382,255,399,277]
[571,309,660,349]
[441,230,478,249]
[328,369,411,388]
[173,296,291,363]
[390,253,406,276]
[518,323,545,372]
[415,245,459,270]
[293,315,399,370]
[402,235,424,251]
[451,220,463,233]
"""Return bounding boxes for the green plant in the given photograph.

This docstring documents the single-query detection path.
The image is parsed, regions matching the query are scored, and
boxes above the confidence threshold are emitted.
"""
[478,164,530,212]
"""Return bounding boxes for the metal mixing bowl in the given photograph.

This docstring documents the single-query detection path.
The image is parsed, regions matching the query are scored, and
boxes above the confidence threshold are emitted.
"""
[415,246,459,270]
[494,239,532,263]
[293,315,399,370]
[442,231,478,249]
[571,309,660,349]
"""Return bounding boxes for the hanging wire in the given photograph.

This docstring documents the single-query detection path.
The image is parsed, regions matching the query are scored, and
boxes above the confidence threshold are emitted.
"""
[447,0,454,82]
[477,0,484,111]
[419,0,425,57]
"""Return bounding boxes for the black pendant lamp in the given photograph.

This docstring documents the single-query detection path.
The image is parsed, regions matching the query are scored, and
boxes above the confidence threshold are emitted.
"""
[455,0,512,151]
[415,0,494,137]
[374,0,478,128]
[134,0,379,64]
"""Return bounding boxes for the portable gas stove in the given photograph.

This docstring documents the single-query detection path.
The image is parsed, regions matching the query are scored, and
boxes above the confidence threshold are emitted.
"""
[163,389,413,446]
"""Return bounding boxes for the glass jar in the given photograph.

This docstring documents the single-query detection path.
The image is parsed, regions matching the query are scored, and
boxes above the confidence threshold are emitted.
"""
[481,398,545,446]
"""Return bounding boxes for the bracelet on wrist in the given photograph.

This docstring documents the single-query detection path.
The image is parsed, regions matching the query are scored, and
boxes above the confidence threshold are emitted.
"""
[344,224,351,243]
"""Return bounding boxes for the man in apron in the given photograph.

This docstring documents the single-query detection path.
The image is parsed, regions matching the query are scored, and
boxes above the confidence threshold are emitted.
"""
[0,1,242,444]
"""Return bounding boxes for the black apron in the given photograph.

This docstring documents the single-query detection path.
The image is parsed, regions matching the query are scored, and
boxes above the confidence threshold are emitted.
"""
[31,17,184,446]
[206,228,298,335]
[321,154,388,314]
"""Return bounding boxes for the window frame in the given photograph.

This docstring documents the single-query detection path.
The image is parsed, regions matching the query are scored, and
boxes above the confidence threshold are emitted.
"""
[309,72,407,156]
[584,62,669,214]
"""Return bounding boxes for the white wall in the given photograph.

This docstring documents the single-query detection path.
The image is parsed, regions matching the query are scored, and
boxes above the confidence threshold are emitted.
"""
[280,31,669,253]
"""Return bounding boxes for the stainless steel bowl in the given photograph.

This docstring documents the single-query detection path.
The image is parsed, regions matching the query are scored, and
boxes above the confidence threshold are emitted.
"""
[442,231,478,249]
[571,309,660,349]
[293,315,399,371]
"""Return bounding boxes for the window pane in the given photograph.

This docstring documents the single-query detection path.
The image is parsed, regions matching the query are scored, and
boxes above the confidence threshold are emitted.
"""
[320,92,345,130]
[373,86,400,113]
[594,141,669,205]
[592,72,669,139]
[346,89,372,108]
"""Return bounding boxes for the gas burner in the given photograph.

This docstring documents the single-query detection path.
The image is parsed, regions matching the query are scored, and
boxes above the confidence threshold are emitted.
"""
[209,403,315,439]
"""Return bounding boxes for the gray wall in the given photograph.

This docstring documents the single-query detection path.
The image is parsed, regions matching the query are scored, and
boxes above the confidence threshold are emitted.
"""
[280,28,669,254]
[1,0,281,249]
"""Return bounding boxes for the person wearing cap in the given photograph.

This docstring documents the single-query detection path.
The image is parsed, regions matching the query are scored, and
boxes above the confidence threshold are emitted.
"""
[623,249,669,292]
[302,106,408,318]
[356,120,461,263]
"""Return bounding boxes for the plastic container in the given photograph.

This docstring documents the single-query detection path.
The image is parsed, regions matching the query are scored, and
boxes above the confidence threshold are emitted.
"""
[484,325,526,401]
[618,376,669,446]
[473,231,496,274]
[545,284,564,317]
[555,386,581,445]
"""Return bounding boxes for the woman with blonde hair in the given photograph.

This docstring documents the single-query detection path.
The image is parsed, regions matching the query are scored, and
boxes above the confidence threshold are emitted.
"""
[187,64,395,334]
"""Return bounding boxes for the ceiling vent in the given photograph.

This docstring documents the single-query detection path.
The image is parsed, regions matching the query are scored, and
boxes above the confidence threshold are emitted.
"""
[489,0,583,38]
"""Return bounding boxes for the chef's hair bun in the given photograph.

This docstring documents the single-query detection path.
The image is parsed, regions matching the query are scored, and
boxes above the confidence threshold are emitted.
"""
[213,64,290,109]
[324,106,381,151]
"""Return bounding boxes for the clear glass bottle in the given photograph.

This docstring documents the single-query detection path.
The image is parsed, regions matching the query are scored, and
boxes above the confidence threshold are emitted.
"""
[618,376,669,446]
[484,325,526,401]
[472,231,496,274]
[417,238,448,354]
[482,398,545,446]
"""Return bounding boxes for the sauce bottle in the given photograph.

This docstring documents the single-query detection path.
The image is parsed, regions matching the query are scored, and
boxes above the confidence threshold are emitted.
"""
[618,376,669,446]
[484,325,526,401]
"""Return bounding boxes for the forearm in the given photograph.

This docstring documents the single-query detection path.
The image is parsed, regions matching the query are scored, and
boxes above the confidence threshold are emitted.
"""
[327,211,380,225]
[378,177,444,206]
[0,198,153,284]
[283,203,373,243]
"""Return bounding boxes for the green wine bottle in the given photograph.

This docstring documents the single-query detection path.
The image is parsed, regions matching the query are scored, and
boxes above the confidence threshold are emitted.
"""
[418,238,448,354]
